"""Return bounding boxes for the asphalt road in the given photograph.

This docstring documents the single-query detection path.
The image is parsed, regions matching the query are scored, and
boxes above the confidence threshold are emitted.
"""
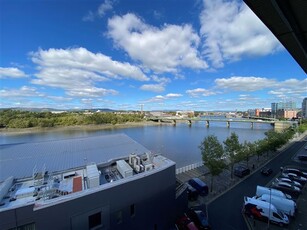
[207,138,307,230]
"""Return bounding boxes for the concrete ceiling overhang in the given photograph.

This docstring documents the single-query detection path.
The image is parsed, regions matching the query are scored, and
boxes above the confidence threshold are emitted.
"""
[244,0,307,73]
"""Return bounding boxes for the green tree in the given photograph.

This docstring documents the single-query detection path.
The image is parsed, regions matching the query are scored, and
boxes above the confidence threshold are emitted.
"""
[237,141,255,168]
[199,135,226,192]
[224,132,241,178]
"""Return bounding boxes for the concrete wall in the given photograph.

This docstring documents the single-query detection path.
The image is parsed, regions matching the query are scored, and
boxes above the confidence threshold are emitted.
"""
[274,121,292,132]
[0,165,176,230]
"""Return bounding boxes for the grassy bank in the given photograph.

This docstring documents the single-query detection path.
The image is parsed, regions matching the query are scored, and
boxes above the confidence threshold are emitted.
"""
[0,121,160,135]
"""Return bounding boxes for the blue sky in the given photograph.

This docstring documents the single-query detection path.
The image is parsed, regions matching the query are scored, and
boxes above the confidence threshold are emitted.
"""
[0,0,306,111]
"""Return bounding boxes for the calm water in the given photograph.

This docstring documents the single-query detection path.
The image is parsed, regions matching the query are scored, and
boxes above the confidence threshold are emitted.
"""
[0,120,272,168]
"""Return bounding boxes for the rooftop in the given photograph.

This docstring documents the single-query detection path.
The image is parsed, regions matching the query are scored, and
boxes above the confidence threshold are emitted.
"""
[0,134,175,211]
[0,133,150,182]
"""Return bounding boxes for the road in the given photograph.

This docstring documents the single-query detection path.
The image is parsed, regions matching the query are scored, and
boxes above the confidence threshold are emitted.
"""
[207,138,307,230]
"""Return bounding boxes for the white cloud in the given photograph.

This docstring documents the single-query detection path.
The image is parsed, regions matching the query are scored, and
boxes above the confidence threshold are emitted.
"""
[98,0,113,17]
[268,78,307,99]
[140,84,165,93]
[31,47,148,81]
[0,67,28,78]
[165,93,182,98]
[82,11,95,22]
[83,0,114,21]
[0,86,43,98]
[215,76,276,91]
[140,75,172,92]
[108,13,208,73]
[151,75,171,84]
[200,0,282,68]
[30,47,148,97]
[143,93,183,103]
[186,88,216,97]
[47,96,73,102]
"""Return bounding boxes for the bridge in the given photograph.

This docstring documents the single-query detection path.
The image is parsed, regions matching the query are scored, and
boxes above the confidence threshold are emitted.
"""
[147,116,296,131]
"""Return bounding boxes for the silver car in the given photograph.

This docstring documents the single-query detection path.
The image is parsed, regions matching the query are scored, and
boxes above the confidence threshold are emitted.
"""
[275,177,303,189]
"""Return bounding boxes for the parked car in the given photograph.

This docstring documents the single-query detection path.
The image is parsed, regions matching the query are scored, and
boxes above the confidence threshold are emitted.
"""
[187,208,211,230]
[282,172,307,184]
[176,215,198,230]
[234,165,250,178]
[188,178,209,196]
[271,181,301,197]
[275,177,303,189]
[282,167,307,177]
[186,184,199,201]
[261,167,273,176]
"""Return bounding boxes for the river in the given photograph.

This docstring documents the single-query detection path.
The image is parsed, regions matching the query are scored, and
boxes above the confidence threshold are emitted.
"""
[0,118,272,168]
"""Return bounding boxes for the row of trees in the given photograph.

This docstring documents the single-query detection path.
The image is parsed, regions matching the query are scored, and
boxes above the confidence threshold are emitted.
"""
[0,110,145,128]
[200,128,296,192]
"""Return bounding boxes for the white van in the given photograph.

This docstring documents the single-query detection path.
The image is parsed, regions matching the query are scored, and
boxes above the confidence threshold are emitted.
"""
[254,194,296,217]
[256,185,292,199]
[243,196,289,226]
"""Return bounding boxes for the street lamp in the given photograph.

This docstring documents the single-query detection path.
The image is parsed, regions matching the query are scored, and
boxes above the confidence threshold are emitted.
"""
[267,187,272,229]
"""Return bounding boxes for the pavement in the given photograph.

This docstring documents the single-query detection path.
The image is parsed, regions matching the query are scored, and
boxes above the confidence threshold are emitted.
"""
[176,131,307,229]
[176,148,282,205]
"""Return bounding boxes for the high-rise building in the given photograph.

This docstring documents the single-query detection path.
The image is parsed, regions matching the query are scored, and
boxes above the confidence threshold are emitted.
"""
[302,98,307,118]
[271,101,297,118]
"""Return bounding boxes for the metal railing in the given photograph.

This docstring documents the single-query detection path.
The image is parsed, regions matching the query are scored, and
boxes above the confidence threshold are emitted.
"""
[176,161,204,174]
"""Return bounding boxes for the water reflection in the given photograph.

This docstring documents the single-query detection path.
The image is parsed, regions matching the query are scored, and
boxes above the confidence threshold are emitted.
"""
[0,122,272,168]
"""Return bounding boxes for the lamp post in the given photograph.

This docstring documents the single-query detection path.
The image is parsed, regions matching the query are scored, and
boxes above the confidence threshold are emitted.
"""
[267,187,272,229]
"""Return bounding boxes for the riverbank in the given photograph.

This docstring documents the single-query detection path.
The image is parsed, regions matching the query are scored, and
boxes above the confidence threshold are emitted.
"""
[0,121,161,136]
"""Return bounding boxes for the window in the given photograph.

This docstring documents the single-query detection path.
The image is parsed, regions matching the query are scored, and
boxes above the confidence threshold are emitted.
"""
[273,212,282,220]
[130,204,135,217]
[88,212,101,229]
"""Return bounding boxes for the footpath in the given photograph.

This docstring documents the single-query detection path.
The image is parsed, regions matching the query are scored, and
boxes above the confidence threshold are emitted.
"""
[176,131,307,229]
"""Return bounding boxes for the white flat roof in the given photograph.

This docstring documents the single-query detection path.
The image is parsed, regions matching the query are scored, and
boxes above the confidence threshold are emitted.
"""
[0,134,149,182]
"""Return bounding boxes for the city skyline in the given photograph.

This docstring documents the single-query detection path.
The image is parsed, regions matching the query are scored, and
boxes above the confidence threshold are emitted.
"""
[1,0,306,111]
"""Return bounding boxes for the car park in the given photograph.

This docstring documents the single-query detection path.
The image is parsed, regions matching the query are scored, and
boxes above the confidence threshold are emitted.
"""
[254,194,296,217]
[282,172,307,184]
[282,167,307,177]
[271,181,301,197]
[243,196,289,226]
[275,177,303,189]
[261,167,273,176]
[187,208,211,230]
[256,185,292,200]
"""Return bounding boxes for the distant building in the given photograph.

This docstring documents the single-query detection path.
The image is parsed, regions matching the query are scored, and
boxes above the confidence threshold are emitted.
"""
[276,109,297,119]
[247,108,271,117]
[176,111,194,118]
[302,98,307,118]
[247,109,256,117]
[271,101,297,118]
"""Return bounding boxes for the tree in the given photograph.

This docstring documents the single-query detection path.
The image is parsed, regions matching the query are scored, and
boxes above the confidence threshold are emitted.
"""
[237,141,255,168]
[199,135,226,192]
[224,132,241,178]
